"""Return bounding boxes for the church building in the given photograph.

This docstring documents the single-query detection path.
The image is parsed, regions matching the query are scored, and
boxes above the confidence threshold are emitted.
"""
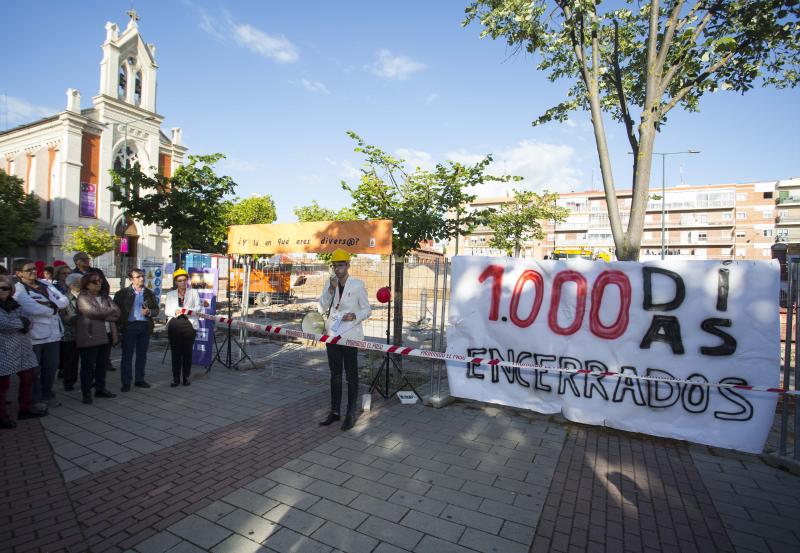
[0,11,186,272]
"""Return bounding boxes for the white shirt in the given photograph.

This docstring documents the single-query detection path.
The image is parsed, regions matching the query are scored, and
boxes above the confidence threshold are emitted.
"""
[164,288,202,330]
[318,277,371,340]
[14,280,69,344]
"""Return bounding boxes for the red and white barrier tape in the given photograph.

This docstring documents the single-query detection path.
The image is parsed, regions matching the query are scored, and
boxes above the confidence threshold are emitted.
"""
[180,309,797,397]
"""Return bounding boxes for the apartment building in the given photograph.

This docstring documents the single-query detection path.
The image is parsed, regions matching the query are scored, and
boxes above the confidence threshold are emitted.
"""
[456,177,800,261]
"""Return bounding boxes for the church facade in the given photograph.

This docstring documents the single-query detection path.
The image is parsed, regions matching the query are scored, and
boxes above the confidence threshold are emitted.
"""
[0,12,186,272]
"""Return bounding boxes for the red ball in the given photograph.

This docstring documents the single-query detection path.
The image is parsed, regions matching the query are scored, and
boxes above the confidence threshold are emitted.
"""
[376,286,391,304]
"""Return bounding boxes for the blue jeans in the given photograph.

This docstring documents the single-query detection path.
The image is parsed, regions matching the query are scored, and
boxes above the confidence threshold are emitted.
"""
[121,321,150,386]
[32,341,60,402]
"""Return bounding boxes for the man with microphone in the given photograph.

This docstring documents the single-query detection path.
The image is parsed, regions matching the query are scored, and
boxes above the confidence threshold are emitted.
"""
[318,248,371,430]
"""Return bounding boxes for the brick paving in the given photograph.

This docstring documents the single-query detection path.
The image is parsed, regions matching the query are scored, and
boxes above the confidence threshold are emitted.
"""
[3,340,800,552]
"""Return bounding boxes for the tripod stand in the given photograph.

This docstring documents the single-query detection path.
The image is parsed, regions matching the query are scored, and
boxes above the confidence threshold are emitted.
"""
[368,256,420,400]
[211,255,255,371]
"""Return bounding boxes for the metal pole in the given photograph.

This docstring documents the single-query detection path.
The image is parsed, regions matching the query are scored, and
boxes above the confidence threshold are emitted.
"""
[780,261,794,456]
[661,154,666,260]
[793,261,800,459]
[431,259,439,351]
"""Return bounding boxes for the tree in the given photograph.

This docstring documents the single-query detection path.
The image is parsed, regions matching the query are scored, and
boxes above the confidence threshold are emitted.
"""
[342,131,514,345]
[465,0,799,260]
[110,154,236,258]
[0,170,41,255]
[62,225,117,259]
[486,190,569,256]
[225,195,278,226]
[293,200,360,223]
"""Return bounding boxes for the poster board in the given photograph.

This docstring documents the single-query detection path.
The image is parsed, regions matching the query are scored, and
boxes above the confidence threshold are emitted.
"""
[446,256,780,453]
[227,220,393,255]
[188,267,218,366]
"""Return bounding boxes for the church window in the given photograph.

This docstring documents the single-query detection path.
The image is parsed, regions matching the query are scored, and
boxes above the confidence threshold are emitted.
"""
[134,72,142,105]
[118,66,127,99]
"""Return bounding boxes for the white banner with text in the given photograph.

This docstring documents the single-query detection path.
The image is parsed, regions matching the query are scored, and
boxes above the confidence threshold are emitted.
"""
[445,256,780,453]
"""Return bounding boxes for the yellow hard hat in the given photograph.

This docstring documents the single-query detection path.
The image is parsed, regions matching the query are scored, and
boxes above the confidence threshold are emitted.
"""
[330,248,352,262]
[173,268,189,279]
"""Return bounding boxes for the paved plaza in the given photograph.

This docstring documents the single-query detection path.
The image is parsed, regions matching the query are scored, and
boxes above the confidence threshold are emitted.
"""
[2,338,800,553]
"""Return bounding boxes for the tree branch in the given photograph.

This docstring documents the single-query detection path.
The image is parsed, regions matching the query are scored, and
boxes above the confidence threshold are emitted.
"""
[611,20,639,154]
[659,51,735,116]
[659,9,714,94]
[655,0,687,72]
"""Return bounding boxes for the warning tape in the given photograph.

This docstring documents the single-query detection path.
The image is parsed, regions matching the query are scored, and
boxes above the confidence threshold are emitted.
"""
[181,309,797,397]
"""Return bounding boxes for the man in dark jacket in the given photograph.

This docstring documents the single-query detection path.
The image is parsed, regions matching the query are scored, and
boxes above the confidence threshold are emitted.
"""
[72,252,110,297]
[113,268,159,392]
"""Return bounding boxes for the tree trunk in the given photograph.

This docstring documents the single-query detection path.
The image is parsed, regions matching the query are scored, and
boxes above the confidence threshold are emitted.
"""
[620,121,657,261]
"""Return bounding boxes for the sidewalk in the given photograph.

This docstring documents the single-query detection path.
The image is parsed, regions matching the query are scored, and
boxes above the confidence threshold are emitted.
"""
[2,343,800,553]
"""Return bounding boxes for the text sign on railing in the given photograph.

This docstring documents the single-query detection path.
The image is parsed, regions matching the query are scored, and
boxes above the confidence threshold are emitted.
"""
[446,256,780,453]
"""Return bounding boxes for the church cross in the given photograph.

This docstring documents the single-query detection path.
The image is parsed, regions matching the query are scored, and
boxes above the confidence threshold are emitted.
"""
[126,8,140,23]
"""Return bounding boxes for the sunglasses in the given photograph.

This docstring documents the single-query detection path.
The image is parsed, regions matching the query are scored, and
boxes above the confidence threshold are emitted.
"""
[0,286,11,291]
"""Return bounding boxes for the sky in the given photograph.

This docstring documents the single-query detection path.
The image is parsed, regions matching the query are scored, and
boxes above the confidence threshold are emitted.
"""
[2,0,798,222]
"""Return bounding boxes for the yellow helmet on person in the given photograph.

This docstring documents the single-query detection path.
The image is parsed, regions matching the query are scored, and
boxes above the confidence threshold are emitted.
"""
[330,248,352,262]
[173,268,189,279]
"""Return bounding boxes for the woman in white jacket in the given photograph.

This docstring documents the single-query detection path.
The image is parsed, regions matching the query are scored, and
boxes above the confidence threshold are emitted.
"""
[13,259,69,405]
[164,268,201,386]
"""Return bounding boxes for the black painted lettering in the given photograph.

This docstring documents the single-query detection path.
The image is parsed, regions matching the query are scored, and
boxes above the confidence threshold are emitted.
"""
[643,267,686,311]
[583,360,609,400]
[533,354,555,392]
[612,366,646,406]
[680,374,709,414]
[557,357,581,397]
[640,315,685,354]
[700,318,737,356]
[717,268,730,311]
[645,368,680,408]
[715,377,754,421]
[466,348,486,379]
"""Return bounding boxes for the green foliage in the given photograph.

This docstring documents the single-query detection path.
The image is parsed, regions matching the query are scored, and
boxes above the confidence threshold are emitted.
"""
[225,195,277,226]
[486,190,569,257]
[342,131,515,258]
[62,225,118,259]
[0,170,40,255]
[293,200,360,223]
[465,0,799,259]
[109,154,236,254]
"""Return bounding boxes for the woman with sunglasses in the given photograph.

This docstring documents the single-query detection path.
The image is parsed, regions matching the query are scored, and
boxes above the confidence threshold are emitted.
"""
[164,268,201,387]
[0,275,45,428]
[76,273,120,404]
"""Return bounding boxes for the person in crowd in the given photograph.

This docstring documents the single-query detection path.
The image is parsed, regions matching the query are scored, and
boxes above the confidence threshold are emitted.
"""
[164,268,200,387]
[0,275,45,428]
[59,274,83,391]
[52,265,72,294]
[72,252,110,297]
[76,273,120,404]
[113,268,159,392]
[317,248,371,431]
[42,266,55,284]
[0,265,7,276]
[13,258,69,408]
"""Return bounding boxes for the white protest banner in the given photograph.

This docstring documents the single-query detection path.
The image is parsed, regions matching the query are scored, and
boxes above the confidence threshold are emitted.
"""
[446,256,780,453]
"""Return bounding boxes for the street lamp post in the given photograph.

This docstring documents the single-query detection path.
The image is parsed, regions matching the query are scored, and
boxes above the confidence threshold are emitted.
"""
[653,150,700,260]
[117,115,156,288]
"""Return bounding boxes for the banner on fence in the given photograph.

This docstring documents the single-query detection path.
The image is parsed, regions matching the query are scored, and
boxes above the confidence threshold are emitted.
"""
[445,256,780,453]
[188,267,218,366]
[227,220,393,255]
[142,261,163,302]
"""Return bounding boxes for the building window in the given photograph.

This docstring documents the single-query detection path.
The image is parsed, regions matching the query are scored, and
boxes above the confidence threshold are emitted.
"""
[737,212,747,220]
[722,212,732,220]
[736,193,747,201]
[764,191,773,199]
[697,233,707,242]
[736,231,746,238]
[736,247,745,257]
[134,72,142,105]
[763,210,773,218]
[763,229,774,237]
[117,66,127,99]
[778,229,790,241]
[644,232,652,239]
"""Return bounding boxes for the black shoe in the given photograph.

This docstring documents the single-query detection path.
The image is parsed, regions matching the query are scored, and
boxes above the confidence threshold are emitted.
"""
[95,390,117,398]
[120,384,131,392]
[0,418,16,429]
[134,381,151,388]
[341,415,355,431]
[182,379,190,386]
[18,410,47,420]
[319,412,340,426]
[82,395,93,405]
[170,381,180,387]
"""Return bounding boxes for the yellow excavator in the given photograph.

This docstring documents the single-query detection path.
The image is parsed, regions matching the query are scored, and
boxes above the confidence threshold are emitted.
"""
[552,248,611,262]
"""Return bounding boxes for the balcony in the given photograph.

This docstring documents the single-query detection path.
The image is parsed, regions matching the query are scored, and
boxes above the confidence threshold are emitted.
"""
[777,196,800,205]
[777,215,800,225]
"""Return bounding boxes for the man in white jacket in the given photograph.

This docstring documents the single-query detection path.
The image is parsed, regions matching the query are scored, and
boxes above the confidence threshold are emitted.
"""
[317,249,371,431]
[13,259,69,406]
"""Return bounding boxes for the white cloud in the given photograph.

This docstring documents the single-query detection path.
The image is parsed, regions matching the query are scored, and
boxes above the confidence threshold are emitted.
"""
[300,79,330,94]
[425,93,439,104]
[232,23,298,63]
[446,141,583,197]
[192,6,298,64]
[218,157,264,173]
[3,96,56,128]
[396,148,435,171]
[367,49,426,80]
[325,157,361,180]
